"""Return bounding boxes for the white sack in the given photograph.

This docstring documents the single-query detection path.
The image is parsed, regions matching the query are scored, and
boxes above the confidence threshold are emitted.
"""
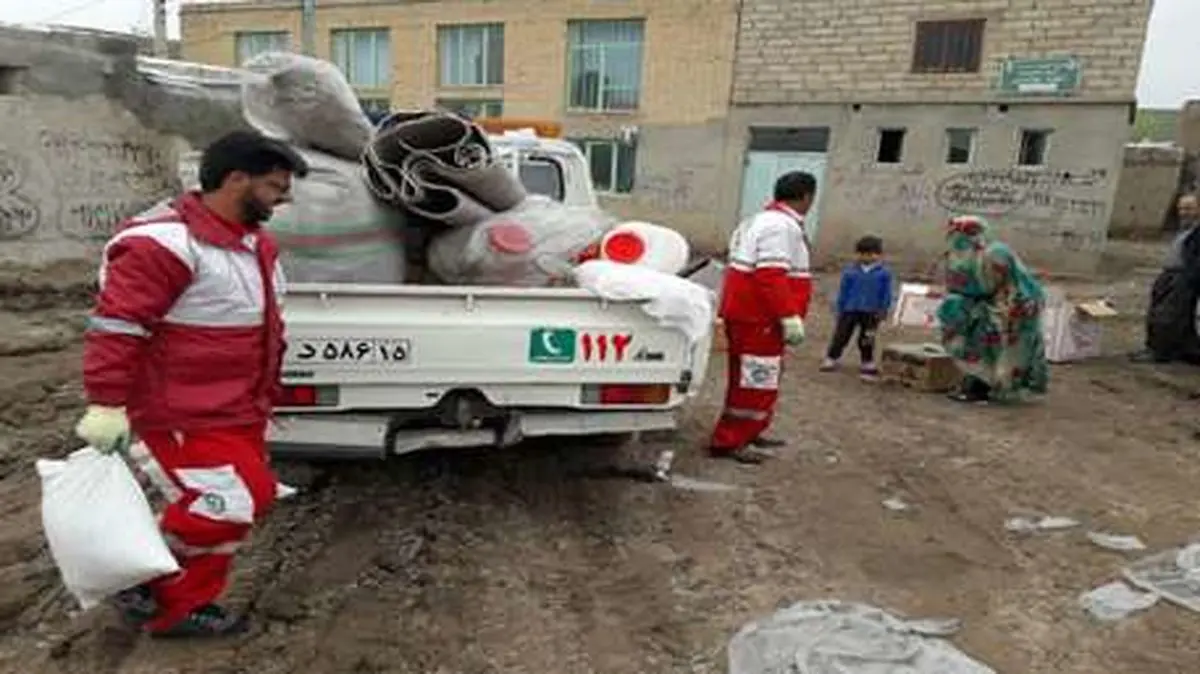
[241,51,374,161]
[427,195,615,287]
[264,148,408,284]
[37,447,180,611]
[573,260,714,344]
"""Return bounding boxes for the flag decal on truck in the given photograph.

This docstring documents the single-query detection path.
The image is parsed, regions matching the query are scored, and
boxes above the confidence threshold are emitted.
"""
[528,328,577,364]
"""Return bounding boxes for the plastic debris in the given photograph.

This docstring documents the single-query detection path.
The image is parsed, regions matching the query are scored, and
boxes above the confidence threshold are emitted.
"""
[1086,531,1147,553]
[1079,581,1159,621]
[1125,544,1200,613]
[728,600,993,674]
[1004,515,1080,534]
[668,475,742,493]
[882,497,911,512]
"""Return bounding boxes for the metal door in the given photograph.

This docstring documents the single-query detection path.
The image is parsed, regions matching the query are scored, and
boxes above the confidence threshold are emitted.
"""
[738,151,829,241]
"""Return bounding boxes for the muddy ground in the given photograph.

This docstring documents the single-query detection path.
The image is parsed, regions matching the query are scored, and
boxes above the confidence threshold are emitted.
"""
[0,242,1197,674]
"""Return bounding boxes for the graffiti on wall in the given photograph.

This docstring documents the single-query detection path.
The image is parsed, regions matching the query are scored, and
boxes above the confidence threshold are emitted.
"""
[859,165,1112,252]
[37,130,174,241]
[0,151,42,240]
[933,168,1107,219]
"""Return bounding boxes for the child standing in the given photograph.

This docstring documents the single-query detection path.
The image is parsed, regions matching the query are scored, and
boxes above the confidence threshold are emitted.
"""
[821,235,893,379]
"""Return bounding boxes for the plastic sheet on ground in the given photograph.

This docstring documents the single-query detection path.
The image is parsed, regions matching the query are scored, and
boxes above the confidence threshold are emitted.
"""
[1124,543,1200,613]
[265,148,408,284]
[241,51,374,161]
[573,260,715,344]
[1079,581,1159,621]
[728,600,993,674]
[427,195,614,287]
[364,110,526,226]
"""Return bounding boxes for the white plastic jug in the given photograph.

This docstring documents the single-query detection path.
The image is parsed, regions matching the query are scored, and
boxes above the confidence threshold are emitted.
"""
[598,221,690,275]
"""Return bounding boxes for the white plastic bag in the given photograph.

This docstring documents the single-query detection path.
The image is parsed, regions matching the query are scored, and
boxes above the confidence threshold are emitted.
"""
[426,195,615,286]
[37,447,180,610]
[573,260,715,343]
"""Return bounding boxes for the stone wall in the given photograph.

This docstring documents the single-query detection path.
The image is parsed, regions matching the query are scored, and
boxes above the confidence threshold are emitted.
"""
[733,0,1153,104]
[1110,143,1184,238]
[0,27,181,265]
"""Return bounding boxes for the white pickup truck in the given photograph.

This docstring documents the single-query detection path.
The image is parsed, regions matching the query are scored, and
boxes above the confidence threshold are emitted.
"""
[268,130,714,459]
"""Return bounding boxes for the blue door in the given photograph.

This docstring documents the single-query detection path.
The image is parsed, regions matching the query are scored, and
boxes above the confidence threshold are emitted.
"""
[738,151,828,241]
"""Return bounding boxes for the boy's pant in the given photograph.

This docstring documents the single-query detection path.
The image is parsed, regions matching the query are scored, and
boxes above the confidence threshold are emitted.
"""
[826,311,881,363]
[127,423,277,631]
[711,321,784,452]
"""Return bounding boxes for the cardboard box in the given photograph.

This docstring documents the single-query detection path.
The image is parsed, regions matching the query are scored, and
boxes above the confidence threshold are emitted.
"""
[1042,287,1118,363]
[880,343,960,392]
[891,283,944,328]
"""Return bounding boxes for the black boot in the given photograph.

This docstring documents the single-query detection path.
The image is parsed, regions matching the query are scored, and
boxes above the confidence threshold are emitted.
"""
[147,604,249,639]
[112,585,157,627]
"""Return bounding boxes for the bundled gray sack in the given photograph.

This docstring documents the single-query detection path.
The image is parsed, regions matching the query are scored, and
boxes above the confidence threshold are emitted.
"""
[241,52,374,161]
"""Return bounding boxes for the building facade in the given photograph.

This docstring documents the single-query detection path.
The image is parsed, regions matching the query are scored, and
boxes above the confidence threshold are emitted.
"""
[723,0,1154,269]
[179,0,740,250]
[180,0,1154,267]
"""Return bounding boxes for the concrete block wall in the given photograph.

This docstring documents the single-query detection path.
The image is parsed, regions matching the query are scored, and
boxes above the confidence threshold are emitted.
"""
[1110,143,1184,238]
[733,0,1153,104]
[0,27,180,265]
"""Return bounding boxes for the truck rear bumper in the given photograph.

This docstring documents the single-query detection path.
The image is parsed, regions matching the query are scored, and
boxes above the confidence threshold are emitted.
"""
[267,409,677,460]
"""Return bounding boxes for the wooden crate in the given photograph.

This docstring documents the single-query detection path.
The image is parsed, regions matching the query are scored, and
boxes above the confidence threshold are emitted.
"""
[879,343,960,392]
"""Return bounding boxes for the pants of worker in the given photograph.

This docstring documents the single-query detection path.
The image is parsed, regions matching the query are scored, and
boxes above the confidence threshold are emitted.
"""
[128,423,277,631]
[826,311,881,364]
[711,321,785,452]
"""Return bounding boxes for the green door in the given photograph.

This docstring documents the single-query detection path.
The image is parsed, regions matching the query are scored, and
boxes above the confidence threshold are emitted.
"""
[738,151,828,241]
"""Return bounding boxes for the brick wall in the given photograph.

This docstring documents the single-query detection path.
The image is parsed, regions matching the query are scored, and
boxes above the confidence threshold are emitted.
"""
[733,0,1153,104]
[180,0,738,126]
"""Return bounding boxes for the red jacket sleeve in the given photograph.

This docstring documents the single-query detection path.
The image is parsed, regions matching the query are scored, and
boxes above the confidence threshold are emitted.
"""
[83,233,194,406]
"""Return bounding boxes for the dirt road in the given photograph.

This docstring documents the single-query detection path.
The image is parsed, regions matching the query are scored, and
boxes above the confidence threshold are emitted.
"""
[0,244,1197,674]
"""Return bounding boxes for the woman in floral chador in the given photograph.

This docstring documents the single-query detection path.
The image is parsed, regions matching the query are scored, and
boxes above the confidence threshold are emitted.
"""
[936,215,1049,403]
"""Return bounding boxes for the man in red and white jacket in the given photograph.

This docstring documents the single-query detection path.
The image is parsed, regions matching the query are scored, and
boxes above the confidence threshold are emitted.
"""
[710,171,817,463]
[75,130,308,638]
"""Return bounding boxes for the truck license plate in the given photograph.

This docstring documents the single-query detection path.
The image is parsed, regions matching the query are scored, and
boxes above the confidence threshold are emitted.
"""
[290,338,411,364]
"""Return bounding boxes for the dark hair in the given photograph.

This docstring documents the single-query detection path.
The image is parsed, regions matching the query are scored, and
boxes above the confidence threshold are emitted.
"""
[855,235,883,255]
[773,171,817,202]
[198,130,309,192]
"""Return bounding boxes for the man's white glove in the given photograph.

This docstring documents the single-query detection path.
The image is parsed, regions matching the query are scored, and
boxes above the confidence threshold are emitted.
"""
[781,316,806,346]
[75,405,132,455]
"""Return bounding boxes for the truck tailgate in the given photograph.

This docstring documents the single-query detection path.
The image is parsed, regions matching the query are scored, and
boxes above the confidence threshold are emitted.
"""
[279,283,712,411]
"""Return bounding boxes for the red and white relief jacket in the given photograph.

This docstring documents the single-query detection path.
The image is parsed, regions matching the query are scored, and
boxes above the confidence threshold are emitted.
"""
[718,201,813,324]
[83,192,287,433]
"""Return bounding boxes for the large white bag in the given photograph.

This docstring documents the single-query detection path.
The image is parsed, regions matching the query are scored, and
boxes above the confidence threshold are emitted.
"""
[37,447,180,610]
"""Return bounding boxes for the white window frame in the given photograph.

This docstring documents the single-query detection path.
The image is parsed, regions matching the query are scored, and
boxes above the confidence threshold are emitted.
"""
[572,138,636,194]
[1017,128,1052,167]
[234,31,291,66]
[945,128,976,164]
[330,28,391,91]
[438,23,504,87]
[566,19,645,113]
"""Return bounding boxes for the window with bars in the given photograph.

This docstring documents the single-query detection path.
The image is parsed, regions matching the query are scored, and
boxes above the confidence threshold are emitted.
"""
[436,99,504,119]
[911,19,985,74]
[566,19,644,112]
[570,138,636,194]
[234,31,290,66]
[438,24,504,87]
[330,28,391,90]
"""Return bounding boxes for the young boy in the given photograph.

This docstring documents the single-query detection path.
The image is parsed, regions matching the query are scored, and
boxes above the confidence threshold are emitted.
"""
[820,235,893,379]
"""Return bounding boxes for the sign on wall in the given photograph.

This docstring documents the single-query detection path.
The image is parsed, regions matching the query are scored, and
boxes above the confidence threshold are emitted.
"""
[997,56,1082,95]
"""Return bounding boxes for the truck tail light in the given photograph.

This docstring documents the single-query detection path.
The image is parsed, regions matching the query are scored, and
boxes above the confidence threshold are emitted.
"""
[276,385,339,408]
[582,383,671,406]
